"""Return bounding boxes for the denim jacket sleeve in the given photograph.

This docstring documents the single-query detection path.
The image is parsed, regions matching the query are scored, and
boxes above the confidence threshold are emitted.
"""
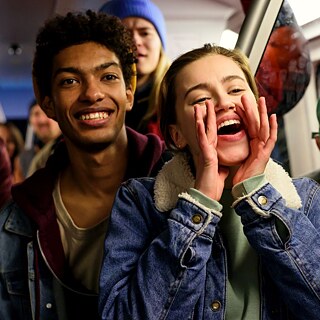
[233,177,320,318]
[99,178,222,320]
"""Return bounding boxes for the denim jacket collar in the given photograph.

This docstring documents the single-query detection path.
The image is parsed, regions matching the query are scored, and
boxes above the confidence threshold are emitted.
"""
[154,153,301,212]
[4,203,34,237]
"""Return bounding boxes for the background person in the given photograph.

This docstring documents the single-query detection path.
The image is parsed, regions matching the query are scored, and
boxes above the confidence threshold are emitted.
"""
[307,98,320,182]
[19,99,62,177]
[99,44,320,319]
[100,0,171,137]
[0,122,24,183]
[0,138,12,209]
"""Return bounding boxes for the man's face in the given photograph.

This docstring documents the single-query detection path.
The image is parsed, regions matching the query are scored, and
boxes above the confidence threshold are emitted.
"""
[29,104,61,143]
[45,41,133,151]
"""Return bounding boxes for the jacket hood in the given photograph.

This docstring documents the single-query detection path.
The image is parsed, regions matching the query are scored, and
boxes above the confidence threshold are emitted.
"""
[154,153,302,212]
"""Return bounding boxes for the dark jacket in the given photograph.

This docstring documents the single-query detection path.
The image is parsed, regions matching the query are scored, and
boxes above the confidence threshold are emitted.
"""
[0,127,168,320]
[125,81,162,137]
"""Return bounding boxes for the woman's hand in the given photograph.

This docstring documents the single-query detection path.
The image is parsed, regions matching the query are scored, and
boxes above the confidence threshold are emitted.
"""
[233,95,278,185]
[193,100,229,201]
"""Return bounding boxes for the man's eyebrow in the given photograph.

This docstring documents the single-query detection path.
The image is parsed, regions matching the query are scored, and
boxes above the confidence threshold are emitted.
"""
[95,61,120,71]
[53,61,120,78]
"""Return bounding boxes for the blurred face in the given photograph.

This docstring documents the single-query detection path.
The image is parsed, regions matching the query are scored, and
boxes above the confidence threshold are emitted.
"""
[45,42,133,151]
[0,125,15,158]
[171,54,258,166]
[122,17,162,85]
[29,104,61,143]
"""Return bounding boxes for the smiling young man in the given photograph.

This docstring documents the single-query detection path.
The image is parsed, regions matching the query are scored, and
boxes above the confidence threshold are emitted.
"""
[0,11,167,320]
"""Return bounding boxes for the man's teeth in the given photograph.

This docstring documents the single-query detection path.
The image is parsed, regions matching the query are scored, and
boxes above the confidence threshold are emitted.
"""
[218,119,240,130]
[79,112,109,120]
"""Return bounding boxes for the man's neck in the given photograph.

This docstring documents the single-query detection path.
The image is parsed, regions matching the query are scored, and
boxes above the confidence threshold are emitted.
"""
[59,132,129,228]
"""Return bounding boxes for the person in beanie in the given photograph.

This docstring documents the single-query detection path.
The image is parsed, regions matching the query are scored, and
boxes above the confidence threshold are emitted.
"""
[100,0,171,137]
[0,10,167,320]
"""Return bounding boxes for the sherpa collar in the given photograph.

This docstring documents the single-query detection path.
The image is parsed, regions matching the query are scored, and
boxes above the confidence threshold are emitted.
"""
[154,153,302,212]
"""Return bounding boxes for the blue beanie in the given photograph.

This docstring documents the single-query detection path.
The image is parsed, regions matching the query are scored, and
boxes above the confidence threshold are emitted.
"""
[99,0,167,50]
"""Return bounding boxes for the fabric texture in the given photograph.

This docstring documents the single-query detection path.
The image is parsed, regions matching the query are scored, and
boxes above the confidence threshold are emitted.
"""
[99,0,167,49]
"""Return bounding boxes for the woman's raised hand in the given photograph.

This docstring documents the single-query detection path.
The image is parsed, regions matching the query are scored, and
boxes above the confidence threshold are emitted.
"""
[233,95,278,186]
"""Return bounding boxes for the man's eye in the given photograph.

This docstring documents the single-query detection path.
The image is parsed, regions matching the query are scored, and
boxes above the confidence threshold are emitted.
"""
[60,79,76,86]
[103,74,117,81]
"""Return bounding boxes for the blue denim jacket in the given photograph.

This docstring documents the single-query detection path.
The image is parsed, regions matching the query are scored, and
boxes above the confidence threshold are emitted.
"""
[99,154,320,320]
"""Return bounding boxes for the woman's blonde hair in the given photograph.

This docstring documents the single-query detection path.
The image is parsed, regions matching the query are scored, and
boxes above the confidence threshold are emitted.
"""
[138,47,171,131]
[159,44,259,150]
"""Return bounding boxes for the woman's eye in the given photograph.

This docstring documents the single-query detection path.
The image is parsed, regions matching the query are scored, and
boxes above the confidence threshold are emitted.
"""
[193,97,211,105]
[229,88,244,94]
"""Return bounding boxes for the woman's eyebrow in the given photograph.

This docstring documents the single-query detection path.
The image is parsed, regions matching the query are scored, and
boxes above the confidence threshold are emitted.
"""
[184,83,211,99]
[222,75,246,83]
[183,75,246,99]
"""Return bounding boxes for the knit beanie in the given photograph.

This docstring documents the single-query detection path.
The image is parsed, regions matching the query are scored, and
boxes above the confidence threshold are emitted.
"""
[99,0,167,50]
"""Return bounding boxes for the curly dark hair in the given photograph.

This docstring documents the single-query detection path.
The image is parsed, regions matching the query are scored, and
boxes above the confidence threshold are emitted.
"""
[33,10,136,102]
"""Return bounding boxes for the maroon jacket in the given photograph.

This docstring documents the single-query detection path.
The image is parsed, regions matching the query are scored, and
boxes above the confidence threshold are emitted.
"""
[0,138,12,209]
[10,127,169,319]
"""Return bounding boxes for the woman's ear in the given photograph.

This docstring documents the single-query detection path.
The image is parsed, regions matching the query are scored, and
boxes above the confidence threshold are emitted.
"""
[169,124,187,149]
[41,97,57,120]
[126,86,134,112]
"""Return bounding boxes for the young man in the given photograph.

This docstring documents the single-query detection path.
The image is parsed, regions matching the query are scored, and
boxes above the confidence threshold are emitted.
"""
[0,10,167,320]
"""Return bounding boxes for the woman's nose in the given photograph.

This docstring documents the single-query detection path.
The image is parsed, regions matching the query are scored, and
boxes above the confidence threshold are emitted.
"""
[215,96,236,112]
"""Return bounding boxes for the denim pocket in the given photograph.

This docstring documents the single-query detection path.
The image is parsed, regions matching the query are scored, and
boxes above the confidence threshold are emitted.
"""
[2,270,32,319]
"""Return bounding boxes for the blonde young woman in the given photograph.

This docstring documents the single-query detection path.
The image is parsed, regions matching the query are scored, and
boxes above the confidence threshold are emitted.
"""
[100,0,170,137]
[99,44,320,319]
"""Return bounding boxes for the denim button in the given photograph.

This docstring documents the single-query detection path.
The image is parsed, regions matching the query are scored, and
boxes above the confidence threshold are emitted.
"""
[46,303,52,309]
[192,214,202,224]
[211,300,221,311]
[258,195,268,205]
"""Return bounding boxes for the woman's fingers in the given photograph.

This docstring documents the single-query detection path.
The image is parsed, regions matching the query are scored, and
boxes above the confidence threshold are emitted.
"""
[266,113,278,148]
[257,97,270,143]
[241,94,260,138]
[205,99,217,145]
[194,104,206,147]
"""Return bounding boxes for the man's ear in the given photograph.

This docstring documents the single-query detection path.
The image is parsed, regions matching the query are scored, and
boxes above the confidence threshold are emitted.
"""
[125,86,134,112]
[169,124,187,149]
[41,96,57,120]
